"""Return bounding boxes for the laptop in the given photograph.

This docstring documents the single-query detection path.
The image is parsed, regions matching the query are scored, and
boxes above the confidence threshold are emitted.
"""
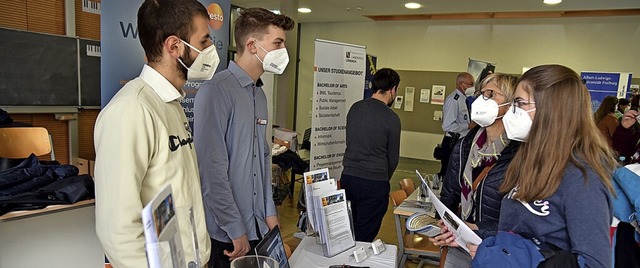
[255,225,290,268]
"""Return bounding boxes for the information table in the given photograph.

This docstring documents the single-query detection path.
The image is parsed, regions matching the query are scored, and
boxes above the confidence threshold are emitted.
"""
[289,236,397,267]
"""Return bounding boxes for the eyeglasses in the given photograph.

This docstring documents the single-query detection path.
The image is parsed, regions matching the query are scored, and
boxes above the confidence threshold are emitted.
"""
[480,89,504,100]
[462,81,475,87]
[512,97,536,113]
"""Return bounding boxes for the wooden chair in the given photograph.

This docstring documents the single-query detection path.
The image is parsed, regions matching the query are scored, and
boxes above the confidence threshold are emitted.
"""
[399,178,416,196]
[390,189,408,206]
[0,127,51,159]
[390,190,440,267]
[283,243,292,259]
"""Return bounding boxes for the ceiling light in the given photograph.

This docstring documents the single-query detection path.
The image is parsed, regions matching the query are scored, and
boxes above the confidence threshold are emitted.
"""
[404,3,422,9]
[270,10,281,14]
[298,7,311,13]
[543,0,562,5]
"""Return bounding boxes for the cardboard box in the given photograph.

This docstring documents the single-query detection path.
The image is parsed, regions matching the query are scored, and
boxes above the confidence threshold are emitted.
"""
[77,158,90,175]
[89,160,95,177]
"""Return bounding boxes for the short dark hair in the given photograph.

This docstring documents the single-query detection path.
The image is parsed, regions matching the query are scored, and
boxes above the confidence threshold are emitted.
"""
[137,0,209,62]
[618,98,630,106]
[372,68,400,93]
[234,8,295,53]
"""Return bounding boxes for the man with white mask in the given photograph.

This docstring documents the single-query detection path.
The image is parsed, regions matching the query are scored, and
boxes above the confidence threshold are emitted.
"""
[439,72,477,178]
[193,7,294,268]
[94,0,217,266]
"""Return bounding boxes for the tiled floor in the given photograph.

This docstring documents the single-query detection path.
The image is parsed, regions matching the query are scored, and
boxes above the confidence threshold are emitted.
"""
[275,157,441,268]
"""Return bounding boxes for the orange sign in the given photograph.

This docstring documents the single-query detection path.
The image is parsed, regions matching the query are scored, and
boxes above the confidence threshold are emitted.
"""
[207,3,224,30]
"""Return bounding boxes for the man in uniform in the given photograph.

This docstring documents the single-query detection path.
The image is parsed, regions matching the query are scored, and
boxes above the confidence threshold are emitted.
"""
[439,72,476,178]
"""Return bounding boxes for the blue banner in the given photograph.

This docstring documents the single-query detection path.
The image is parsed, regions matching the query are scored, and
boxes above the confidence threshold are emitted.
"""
[581,72,633,111]
[101,0,230,129]
[363,54,377,99]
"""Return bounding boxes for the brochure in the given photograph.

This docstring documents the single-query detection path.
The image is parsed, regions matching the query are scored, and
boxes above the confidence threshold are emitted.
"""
[416,170,482,253]
[141,184,185,268]
[303,168,336,231]
[314,189,356,257]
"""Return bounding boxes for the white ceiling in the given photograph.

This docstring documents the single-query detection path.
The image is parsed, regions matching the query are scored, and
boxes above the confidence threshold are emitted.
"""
[230,0,640,22]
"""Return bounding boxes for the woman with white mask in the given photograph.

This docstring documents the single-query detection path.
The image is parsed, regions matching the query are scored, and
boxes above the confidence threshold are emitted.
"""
[430,73,519,267]
[470,65,616,268]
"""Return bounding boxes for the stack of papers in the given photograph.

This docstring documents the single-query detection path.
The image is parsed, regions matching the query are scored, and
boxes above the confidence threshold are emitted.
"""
[313,189,356,257]
[303,168,336,233]
[303,168,356,257]
[416,170,482,253]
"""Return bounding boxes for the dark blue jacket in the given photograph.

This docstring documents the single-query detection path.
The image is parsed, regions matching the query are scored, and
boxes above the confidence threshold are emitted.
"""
[440,126,521,239]
[0,154,78,197]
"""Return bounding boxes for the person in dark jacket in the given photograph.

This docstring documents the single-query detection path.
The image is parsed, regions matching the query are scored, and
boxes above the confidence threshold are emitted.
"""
[430,73,519,267]
[341,68,401,242]
[612,108,640,163]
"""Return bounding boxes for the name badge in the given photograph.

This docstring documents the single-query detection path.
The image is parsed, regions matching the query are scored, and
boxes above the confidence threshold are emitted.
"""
[256,118,267,125]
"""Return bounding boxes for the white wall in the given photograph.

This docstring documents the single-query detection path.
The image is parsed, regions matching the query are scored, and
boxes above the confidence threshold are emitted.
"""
[295,16,640,159]
[401,131,443,161]
[0,207,103,268]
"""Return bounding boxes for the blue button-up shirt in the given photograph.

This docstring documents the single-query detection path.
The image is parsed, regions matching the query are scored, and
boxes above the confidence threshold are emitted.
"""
[194,61,275,243]
[442,89,471,137]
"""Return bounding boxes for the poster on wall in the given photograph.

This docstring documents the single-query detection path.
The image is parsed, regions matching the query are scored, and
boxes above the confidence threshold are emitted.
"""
[310,39,366,180]
[581,71,633,111]
[420,89,431,103]
[404,87,415,112]
[431,85,446,105]
[102,0,231,130]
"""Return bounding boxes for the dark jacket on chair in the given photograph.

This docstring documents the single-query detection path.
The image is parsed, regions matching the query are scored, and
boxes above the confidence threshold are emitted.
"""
[440,126,521,239]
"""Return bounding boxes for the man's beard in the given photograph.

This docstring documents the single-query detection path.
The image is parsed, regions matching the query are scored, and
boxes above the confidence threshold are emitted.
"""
[177,49,195,81]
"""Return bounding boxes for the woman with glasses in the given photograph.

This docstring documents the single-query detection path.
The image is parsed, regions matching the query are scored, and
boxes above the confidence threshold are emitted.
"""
[471,65,616,267]
[430,73,519,267]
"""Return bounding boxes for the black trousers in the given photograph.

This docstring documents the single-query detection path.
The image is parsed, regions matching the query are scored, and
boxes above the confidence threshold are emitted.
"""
[341,173,390,242]
[209,219,263,268]
[438,135,456,178]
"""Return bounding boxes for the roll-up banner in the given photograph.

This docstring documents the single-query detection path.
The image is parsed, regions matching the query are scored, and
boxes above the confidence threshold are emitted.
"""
[310,39,366,181]
[101,0,230,130]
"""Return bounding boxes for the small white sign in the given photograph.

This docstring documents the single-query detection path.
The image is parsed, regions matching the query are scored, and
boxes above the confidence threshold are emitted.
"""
[404,87,415,112]
[434,111,443,121]
[420,88,431,103]
[394,96,404,109]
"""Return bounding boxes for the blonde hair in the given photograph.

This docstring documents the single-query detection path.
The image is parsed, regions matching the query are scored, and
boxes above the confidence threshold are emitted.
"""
[500,64,616,201]
[480,73,518,102]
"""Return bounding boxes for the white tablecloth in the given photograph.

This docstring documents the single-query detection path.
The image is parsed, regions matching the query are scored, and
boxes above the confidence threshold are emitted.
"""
[289,236,397,267]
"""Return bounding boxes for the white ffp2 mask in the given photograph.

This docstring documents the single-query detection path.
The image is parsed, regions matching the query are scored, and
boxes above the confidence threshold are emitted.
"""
[255,43,289,74]
[178,40,220,81]
[471,97,509,127]
[502,106,536,142]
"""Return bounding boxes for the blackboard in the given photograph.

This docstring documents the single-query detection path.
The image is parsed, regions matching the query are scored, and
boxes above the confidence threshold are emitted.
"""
[0,28,78,106]
[79,39,101,107]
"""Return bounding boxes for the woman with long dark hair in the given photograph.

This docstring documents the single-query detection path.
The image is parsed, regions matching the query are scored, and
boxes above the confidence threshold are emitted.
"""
[594,95,619,146]
[481,64,616,267]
